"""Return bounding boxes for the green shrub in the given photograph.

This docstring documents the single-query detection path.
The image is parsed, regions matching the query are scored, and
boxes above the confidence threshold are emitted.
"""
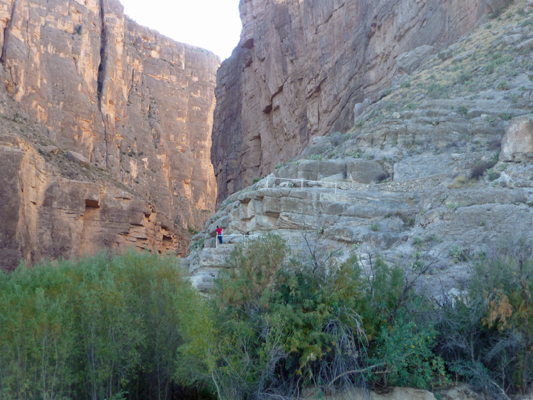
[458,106,468,116]
[178,235,447,397]
[0,252,194,400]
[438,51,452,61]
[484,62,496,75]
[488,171,501,181]
[189,236,205,251]
[470,160,496,180]
[382,88,393,97]
[413,237,424,247]
[436,239,533,396]
[370,313,447,390]
[188,235,369,398]
[427,84,448,99]
[497,80,510,91]
[456,72,472,84]
[500,112,512,120]
[449,246,469,263]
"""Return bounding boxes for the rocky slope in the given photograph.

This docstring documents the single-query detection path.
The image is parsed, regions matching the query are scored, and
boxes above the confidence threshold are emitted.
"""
[186,0,533,294]
[0,0,219,270]
[212,0,513,206]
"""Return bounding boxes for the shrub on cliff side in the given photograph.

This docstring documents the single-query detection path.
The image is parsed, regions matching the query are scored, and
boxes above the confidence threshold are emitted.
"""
[177,235,448,399]
[434,238,533,396]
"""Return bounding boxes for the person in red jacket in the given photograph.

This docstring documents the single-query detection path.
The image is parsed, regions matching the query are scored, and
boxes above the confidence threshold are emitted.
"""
[216,226,223,244]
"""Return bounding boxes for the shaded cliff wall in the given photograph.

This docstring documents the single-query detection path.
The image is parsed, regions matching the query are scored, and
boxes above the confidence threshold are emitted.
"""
[0,0,219,270]
[212,0,510,205]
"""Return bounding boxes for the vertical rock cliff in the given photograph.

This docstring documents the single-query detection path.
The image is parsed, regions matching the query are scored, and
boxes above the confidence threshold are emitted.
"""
[212,0,510,205]
[0,0,219,270]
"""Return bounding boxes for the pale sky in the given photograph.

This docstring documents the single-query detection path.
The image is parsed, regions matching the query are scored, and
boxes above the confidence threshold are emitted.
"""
[119,0,242,60]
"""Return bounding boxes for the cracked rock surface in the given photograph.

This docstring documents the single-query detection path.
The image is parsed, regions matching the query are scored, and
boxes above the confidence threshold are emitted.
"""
[0,0,219,270]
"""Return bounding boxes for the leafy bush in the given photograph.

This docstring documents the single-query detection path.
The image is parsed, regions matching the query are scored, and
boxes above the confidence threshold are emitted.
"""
[456,72,472,84]
[484,62,496,75]
[488,171,501,181]
[308,154,324,161]
[497,80,510,91]
[448,246,470,263]
[370,313,447,390]
[458,106,468,116]
[435,238,533,396]
[438,51,452,61]
[470,160,496,180]
[0,252,195,400]
[427,84,448,99]
[500,113,512,120]
[178,235,449,398]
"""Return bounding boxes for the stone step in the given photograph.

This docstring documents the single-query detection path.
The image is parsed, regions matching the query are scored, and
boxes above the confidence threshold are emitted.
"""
[189,267,219,292]
[189,246,235,273]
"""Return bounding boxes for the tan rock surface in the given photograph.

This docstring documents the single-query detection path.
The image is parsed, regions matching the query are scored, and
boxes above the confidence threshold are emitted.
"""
[302,387,437,400]
[212,0,512,206]
[500,116,533,163]
[0,0,219,269]
[0,128,184,272]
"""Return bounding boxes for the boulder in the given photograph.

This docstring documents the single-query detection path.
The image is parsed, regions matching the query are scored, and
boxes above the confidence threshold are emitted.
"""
[65,151,91,166]
[397,45,437,75]
[301,387,437,400]
[39,145,59,154]
[500,116,533,163]
[347,160,387,183]
[276,160,346,182]
[435,384,485,400]
[354,98,372,121]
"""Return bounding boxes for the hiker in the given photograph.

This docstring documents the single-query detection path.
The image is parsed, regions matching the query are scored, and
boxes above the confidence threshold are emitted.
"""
[216,225,223,244]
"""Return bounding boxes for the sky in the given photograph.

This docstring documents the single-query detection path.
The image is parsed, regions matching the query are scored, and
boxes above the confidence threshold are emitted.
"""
[119,0,242,61]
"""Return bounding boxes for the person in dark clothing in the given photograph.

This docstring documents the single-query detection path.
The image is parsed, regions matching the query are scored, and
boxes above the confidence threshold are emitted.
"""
[216,226,223,244]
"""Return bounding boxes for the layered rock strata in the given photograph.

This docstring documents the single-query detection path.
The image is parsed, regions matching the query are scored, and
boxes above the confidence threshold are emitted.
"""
[0,125,183,272]
[212,0,511,206]
[0,0,219,270]
[187,5,533,293]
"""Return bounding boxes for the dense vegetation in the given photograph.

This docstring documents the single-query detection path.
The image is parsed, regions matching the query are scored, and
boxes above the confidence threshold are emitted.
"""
[0,236,531,399]
[0,252,207,400]
[178,234,532,399]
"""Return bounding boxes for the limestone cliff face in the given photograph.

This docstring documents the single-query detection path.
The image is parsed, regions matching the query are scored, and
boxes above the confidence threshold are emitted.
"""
[0,0,219,270]
[212,0,510,205]
[187,0,533,291]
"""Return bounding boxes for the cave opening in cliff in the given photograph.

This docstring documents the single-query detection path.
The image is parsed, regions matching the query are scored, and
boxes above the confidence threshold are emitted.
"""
[85,199,100,209]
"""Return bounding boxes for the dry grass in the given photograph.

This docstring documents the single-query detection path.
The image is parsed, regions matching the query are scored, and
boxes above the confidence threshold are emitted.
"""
[448,175,477,189]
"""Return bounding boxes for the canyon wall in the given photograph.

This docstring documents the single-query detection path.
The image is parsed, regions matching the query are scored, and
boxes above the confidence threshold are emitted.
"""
[0,0,219,270]
[212,0,510,205]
